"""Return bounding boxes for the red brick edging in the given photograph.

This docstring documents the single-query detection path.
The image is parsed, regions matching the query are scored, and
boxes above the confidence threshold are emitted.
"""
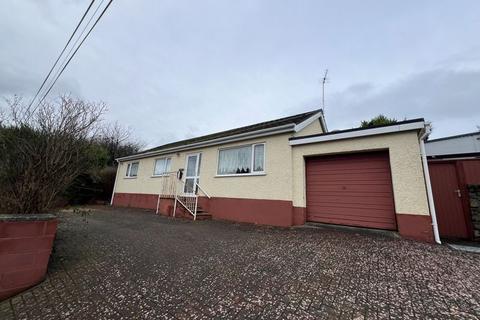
[0,214,57,301]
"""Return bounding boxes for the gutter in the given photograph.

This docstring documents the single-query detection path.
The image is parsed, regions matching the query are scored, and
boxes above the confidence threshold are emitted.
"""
[289,120,425,145]
[117,123,295,162]
[110,162,120,205]
[419,123,441,244]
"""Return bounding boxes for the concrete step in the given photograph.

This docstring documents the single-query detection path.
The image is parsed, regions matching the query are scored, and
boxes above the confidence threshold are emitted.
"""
[174,206,212,220]
[178,212,212,221]
[193,212,212,220]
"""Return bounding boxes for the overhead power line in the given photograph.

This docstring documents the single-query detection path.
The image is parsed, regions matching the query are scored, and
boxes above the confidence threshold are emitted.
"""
[28,0,96,110]
[39,0,107,105]
[34,0,114,111]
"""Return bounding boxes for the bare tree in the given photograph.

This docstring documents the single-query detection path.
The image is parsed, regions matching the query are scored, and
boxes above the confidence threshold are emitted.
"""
[0,95,107,214]
[97,121,144,166]
[0,103,6,126]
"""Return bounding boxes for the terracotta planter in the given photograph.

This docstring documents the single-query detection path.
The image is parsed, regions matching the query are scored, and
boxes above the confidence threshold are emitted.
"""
[0,214,57,301]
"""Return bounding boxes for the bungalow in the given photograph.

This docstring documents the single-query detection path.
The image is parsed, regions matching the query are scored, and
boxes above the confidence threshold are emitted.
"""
[111,109,439,243]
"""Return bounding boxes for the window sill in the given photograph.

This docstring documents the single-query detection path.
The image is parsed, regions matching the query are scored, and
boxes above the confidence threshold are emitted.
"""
[215,172,266,178]
[124,176,137,179]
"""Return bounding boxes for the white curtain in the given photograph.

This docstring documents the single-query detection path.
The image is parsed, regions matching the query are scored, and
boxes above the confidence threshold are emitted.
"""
[186,156,197,176]
[130,162,139,176]
[253,144,264,172]
[218,146,251,174]
[154,158,171,175]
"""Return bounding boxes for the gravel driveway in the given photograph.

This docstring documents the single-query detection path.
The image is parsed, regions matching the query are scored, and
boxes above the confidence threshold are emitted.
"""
[1,206,479,319]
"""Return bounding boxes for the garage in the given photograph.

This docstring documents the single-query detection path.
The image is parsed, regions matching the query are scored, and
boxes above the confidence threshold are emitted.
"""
[305,151,397,230]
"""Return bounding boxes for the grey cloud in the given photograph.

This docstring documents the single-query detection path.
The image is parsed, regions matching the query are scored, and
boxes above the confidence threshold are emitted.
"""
[0,62,82,105]
[2,1,480,146]
[343,83,375,96]
[0,66,38,96]
[326,68,480,137]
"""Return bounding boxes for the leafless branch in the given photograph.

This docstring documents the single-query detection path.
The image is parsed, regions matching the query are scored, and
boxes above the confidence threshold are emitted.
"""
[0,95,107,214]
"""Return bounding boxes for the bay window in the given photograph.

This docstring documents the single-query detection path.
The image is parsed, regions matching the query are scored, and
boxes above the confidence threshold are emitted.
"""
[153,157,171,176]
[217,143,265,175]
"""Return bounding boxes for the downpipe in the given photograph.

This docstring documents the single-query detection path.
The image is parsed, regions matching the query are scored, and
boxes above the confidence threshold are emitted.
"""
[419,124,441,244]
[110,161,120,206]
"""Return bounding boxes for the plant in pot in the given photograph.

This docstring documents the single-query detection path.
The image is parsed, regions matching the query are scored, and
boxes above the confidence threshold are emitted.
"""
[0,95,107,300]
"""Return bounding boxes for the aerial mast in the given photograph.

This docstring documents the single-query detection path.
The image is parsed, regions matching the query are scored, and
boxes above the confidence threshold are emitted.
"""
[322,69,328,112]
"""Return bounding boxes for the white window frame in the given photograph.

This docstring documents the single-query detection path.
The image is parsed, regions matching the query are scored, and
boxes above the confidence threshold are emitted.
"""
[183,152,202,194]
[125,162,139,178]
[216,143,266,177]
[152,157,172,177]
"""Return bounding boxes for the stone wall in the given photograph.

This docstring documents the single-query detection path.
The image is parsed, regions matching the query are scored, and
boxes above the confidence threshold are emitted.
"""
[468,185,480,240]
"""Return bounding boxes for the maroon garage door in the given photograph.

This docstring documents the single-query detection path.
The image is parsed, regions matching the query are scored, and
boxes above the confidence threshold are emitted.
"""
[306,151,397,230]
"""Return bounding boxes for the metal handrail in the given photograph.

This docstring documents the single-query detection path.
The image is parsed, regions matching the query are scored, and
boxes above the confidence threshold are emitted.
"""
[155,170,210,221]
[195,182,211,199]
[156,172,177,214]
[174,178,198,220]
[175,196,196,217]
[153,171,177,177]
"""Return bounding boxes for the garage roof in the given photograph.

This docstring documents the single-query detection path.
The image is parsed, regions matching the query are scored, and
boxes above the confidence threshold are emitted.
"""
[289,118,425,146]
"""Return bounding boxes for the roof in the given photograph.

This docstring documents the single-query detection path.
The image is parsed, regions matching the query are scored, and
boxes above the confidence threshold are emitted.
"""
[425,130,480,158]
[119,109,324,161]
[290,118,425,141]
[426,131,480,143]
[289,118,425,145]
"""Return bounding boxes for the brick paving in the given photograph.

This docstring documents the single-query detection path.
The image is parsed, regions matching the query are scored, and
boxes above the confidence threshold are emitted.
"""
[1,206,480,320]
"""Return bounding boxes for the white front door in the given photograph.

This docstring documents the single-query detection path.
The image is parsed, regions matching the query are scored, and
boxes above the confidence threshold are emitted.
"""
[184,153,201,194]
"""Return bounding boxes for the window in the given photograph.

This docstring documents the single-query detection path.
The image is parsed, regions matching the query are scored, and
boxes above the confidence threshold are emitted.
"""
[253,144,264,172]
[217,143,265,175]
[153,157,171,176]
[126,162,139,177]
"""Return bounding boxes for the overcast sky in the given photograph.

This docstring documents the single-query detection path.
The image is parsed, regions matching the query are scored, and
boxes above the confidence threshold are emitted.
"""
[1,1,479,147]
